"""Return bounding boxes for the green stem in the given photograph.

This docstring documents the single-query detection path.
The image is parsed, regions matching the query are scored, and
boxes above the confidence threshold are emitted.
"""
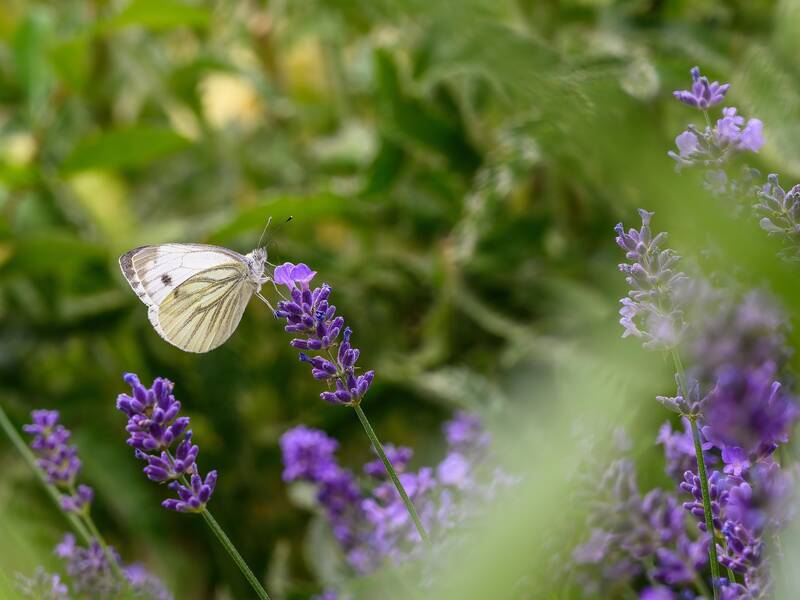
[352,403,431,545]
[166,453,270,600]
[199,508,270,600]
[671,352,720,598]
[66,484,127,584]
[0,403,92,544]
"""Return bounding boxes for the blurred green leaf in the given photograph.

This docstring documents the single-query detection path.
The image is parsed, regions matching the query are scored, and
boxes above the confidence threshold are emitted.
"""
[49,35,90,92]
[60,127,192,173]
[12,10,53,120]
[100,0,213,31]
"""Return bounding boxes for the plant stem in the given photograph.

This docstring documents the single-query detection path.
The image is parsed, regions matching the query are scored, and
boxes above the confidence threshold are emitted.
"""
[167,452,270,600]
[0,403,92,544]
[66,483,127,584]
[199,508,271,600]
[671,351,720,598]
[352,403,431,545]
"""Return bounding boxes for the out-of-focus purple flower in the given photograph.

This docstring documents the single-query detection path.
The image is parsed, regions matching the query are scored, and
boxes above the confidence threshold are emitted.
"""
[656,377,706,418]
[673,67,730,109]
[59,484,94,514]
[657,419,715,481]
[281,426,340,482]
[721,446,751,478]
[668,67,763,199]
[123,564,173,600]
[53,534,173,599]
[756,174,800,259]
[16,567,69,599]
[702,363,798,455]
[443,411,491,453]
[55,533,119,597]
[162,472,218,513]
[273,264,374,406]
[281,413,505,576]
[690,291,789,387]
[573,529,614,564]
[615,210,687,349]
[364,444,412,479]
[640,586,676,600]
[24,410,82,486]
[23,410,94,516]
[117,374,216,513]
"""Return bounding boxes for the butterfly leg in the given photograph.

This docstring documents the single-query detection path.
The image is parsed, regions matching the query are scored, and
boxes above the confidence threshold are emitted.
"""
[255,291,278,314]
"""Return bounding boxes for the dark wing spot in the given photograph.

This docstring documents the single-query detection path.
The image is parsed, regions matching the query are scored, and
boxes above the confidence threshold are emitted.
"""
[161,274,173,285]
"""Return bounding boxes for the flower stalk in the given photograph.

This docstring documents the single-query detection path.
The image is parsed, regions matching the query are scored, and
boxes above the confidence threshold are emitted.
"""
[353,403,431,545]
[672,351,720,598]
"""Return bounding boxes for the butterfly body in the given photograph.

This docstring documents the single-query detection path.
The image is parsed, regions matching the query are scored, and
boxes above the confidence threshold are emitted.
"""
[120,244,268,353]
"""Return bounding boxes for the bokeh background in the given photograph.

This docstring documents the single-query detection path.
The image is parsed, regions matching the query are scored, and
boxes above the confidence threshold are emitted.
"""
[3,0,800,598]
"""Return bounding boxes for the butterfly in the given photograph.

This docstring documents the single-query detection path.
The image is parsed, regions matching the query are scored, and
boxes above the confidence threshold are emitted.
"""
[119,243,271,353]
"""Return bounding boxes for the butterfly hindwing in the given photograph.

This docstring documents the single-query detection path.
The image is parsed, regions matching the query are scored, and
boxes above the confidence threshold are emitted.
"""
[120,244,254,353]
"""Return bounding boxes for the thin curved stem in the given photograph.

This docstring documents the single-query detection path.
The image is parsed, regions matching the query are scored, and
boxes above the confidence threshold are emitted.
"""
[672,351,720,598]
[199,508,271,600]
[166,452,270,600]
[352,403,431,545]
[0,403,92,544]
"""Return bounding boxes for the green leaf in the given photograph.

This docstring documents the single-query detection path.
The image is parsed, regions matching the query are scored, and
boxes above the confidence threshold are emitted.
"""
[100,0,212,31]
[61,127,191,173]
[49,34,90,91]
[1,234,105,276]
[12,10,53,119]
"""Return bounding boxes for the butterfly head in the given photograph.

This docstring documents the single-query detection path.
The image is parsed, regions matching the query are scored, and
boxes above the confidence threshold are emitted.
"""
[246,247,268,282]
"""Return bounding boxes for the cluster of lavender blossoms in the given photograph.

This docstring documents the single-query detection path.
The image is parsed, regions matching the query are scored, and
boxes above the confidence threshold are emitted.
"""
[615,209,687,350]
[19,409,172,599]
[281,412,505,591]
[24,410,94,516]
[272,262,374,406]
[117,373,217,513]
[669,67,763,196]
[670,66,800,261]
[589,205,799,599]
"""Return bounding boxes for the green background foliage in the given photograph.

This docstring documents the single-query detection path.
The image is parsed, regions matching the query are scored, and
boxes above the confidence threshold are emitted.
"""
[1,0,800,598]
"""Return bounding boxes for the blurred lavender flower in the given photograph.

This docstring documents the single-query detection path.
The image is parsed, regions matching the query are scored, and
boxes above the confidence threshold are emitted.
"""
[573,456,709,596]
[23,410,93,516]
[615,209,687,349]
[756,174,800,259]
[673,67,730,109]
[273,262,374,406]
[668,66,763,201]
[702,363,798,456]
[16,567,69,599]
[117,373,216,513]
[54,533,172,599]
[281,412,508,579]
[657,418,715,481]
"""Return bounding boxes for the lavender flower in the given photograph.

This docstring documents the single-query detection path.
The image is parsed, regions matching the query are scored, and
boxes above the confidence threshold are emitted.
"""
[756,174,800,259]
[54,534,172,599]
[281,412,506,579]
[23,410,93,516]
[702,363,797,455]
[273,262,374,406]
[615,209,687,349]
[668,67,763,202]
[16,567,69,599]
[117,373,216,513]
[657,418,715,482]
[673,67,730,109]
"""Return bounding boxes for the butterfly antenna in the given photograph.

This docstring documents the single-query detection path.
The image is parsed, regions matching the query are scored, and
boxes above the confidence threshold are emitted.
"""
[257,217,272,249]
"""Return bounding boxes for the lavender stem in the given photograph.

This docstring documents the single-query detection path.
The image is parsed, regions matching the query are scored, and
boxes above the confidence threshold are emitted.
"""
[672,351,720,598]
[66,483,127,584]
[167,452,270,600]
[0,403,92,544]
[352,403,431,545]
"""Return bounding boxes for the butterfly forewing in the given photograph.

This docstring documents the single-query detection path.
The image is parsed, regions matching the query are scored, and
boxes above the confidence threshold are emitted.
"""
[120,244,256,353]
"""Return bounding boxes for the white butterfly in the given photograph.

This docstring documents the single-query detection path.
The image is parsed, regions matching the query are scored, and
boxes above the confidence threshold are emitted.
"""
[119,243,270,353]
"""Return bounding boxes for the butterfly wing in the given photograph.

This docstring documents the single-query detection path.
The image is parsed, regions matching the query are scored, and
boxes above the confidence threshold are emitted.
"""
[120,244,254,353]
